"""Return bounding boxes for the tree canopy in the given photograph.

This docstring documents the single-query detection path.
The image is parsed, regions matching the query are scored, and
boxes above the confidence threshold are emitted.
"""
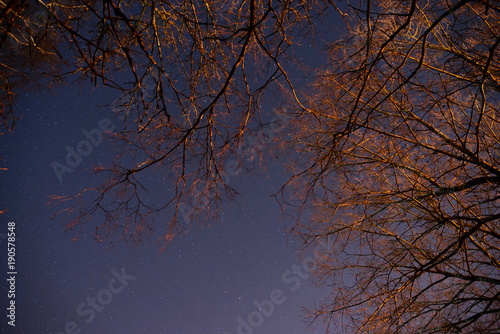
[2,0,500,333]
[0,0,330,244]
[285,0,500,332]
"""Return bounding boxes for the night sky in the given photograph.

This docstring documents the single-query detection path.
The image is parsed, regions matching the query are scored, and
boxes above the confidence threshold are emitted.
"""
[0,7,343,334]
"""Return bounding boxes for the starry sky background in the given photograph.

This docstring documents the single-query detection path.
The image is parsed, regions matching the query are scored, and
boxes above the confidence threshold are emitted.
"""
[0,6,344,334]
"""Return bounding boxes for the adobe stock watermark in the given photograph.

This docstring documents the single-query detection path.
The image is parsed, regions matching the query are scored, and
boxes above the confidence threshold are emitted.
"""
[46,267,136,334]
[178,109,290,228]
[51,75,156,183]
[224,237,331,334]
[50,118,116,183]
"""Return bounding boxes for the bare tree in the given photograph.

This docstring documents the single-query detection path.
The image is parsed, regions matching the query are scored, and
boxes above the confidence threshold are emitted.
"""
[0,0,64,131]
[4,1,499,331]
[23,0,335,248]
[283,0,500,332]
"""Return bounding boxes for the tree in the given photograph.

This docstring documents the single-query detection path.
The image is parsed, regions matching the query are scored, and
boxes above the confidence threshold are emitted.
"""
[16,0,332,247]
[0,0,63,131]
[283,0,500,332]
[5,0,499,332]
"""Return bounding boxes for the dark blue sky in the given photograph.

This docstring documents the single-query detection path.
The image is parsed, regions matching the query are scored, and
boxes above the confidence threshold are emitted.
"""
[0,76,332,334]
